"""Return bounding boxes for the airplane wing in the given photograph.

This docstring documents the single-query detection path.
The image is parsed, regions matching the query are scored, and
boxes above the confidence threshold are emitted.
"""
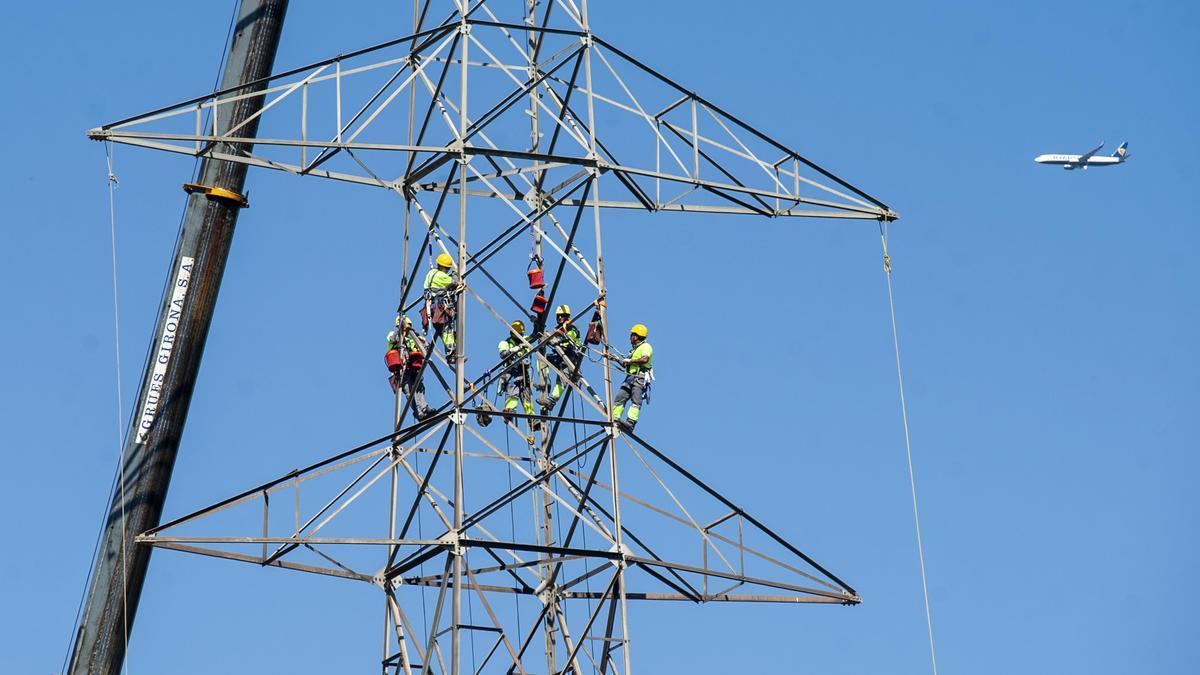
[1078,141,1105,163]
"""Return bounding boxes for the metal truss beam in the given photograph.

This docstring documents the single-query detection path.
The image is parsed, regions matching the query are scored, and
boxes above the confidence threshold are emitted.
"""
[91,2,883,672]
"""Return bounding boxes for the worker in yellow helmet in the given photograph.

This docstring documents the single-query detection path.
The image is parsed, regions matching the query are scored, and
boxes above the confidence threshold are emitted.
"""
[537,304,584,412]
[423,251,460,360]
[612,324,653,431]
[498,320,534,416]
[386,316,432,420]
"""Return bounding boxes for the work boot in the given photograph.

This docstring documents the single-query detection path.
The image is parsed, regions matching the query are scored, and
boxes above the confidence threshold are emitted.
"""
[616,418,634,431]
[536,395,554,409]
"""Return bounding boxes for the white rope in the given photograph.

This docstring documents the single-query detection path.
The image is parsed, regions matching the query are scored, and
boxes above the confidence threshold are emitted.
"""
[879,221,938,675]
[104,142,132,675]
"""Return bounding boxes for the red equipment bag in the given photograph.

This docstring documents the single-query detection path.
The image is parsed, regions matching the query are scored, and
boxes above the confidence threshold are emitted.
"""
[527,257,546,289]
[419,306,429,330]
[432,301,455,325]
[385,349,403,373]
[407,350,425,370]
[585,309,603,345]
[530,293,549,315]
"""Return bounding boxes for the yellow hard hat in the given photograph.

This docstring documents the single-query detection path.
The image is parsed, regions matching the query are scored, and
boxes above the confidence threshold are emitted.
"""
[511,320,526,334]
[401,316,412,328]
[630,324,648,338]
[555,304,571,316]
[436,252,454,268]
[395,316,401,328]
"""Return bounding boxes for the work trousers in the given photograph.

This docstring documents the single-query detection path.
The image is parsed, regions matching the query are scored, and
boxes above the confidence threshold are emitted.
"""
[612,373,646,421]
[544,348,581,401]
[400,369,431,419]
[427,294,456,355]
[500,371,532,413]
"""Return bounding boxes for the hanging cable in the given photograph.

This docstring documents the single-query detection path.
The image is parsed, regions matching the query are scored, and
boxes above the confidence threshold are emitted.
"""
[107,141,133,675]
[573,393,596,666]
[60,141,133,675]
[62,6,240,671]
[879,220,938,675]
[505,422,522,640]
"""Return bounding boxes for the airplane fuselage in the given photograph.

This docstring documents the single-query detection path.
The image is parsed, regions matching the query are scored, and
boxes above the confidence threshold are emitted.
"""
[1034,154,1125,169]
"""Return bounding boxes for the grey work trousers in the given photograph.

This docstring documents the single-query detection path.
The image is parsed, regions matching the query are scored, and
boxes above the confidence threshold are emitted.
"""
[401,369,431,419]
[612,373,646,416]
[500,370,531,412]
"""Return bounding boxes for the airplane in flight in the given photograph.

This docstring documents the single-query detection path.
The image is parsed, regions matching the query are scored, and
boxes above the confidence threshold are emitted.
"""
[1035,142,1129,170]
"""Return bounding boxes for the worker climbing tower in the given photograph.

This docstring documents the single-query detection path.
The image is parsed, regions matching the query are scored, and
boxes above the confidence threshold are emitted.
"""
[81,0,897,672]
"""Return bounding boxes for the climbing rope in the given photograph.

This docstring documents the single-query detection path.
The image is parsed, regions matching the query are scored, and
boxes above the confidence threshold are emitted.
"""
[879,220,938,675]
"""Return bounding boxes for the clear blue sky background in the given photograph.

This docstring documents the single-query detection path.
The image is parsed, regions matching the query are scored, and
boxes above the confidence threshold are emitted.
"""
[3,1,1198,673]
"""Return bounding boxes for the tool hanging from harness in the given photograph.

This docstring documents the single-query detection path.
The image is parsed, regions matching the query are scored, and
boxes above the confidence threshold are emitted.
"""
[406,348,424,370]
[422,251,458,330]
[385,348,403,373]
[423,292,456,327]
[474,377,493,427]
[386,336,425,372]
[621,356,655,405]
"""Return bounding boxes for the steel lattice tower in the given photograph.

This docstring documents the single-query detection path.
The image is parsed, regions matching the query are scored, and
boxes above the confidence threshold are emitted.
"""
[85,1,897,672]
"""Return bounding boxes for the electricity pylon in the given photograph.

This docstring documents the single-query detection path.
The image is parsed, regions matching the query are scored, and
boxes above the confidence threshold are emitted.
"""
[87,1,896,672]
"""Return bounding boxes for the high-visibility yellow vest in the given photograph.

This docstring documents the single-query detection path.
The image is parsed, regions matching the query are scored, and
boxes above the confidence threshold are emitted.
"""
[498,338,530,359]
[424,268,454,292]
[627,342,653,374]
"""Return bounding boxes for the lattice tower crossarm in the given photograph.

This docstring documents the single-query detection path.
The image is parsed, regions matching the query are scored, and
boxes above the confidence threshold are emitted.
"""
[88,1,894,673]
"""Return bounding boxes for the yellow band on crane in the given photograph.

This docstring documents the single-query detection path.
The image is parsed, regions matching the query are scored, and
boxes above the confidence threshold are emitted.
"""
[182,183,249,208]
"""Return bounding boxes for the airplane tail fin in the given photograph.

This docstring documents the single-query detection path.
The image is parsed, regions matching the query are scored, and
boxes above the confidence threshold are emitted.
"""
[1112,142,1129,159]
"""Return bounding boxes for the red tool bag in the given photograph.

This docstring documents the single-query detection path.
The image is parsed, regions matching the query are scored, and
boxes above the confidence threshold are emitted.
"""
[527,257,546,289]
[407,350,425,370]
[531,293,549,315]
[385,349,403,373]
[585,309,604,345]
[432,301,455,325]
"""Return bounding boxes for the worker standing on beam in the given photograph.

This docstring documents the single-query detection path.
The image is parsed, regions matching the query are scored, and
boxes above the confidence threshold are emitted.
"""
[612,323,654,431]
[498,320,534,417]
[538,304,583,413]
[423,251,459,360]
[387,316,432,420]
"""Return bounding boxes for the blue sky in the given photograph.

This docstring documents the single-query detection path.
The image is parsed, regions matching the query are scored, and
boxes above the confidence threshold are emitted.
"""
[2,1,1198,673]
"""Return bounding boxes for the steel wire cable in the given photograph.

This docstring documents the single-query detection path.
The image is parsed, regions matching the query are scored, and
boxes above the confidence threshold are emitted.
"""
[106,142,132,675]
[505,421,522,640]
[65,6,272,673]
[880,221,939,675]
[572,393,597,666]
[60,142,133,675]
